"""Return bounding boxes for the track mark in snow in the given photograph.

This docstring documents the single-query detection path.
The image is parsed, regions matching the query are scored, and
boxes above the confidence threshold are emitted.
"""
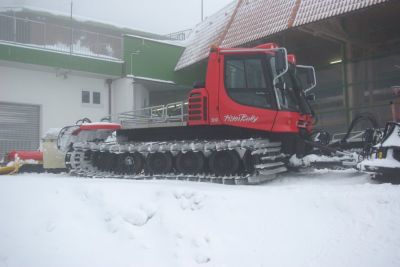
[173,190,206,211]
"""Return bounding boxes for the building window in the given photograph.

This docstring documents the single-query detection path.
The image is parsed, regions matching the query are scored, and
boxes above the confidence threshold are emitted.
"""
[82,91,90,104]
[93,92,101,104]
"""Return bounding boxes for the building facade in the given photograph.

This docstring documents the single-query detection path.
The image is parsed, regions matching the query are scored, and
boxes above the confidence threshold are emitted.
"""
[0,8,189,158]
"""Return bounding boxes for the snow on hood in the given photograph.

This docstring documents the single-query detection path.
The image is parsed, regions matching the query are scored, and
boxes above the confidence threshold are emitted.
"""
[43,128,62,140]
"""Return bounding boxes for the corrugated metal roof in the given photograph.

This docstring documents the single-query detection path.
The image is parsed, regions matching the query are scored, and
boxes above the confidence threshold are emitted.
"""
[175,1,237,71]
[221,0,296,48]
[293,0,388,27]
[175,0,389,71]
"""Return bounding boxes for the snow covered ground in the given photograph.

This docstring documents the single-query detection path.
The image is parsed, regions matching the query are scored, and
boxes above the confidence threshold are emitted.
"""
[0,170,399,267]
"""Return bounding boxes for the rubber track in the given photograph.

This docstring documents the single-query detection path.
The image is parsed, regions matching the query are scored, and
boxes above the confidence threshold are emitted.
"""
[66,138,289,185]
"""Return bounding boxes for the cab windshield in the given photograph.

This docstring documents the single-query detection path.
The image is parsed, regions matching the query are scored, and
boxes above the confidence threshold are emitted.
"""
[270,58,313,114]
[224,54,313,115]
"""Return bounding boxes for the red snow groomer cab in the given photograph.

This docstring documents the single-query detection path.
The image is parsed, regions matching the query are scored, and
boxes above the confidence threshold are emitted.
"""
[186,43,315,135]
[70,43,318,184]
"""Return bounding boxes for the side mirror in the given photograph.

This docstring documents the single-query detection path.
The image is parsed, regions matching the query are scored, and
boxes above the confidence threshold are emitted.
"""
[296,65,316,93]
[306,93,316,102]
[306,68,316,87]
[275,49,287,74]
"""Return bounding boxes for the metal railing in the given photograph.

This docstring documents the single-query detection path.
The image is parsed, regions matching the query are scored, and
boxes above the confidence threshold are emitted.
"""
[106,101,188,127]
[0,13,122,60]
[165,29,192,41]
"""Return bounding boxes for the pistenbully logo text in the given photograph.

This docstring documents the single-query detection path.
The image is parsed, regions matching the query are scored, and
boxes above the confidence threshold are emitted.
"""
[224,114,258,123]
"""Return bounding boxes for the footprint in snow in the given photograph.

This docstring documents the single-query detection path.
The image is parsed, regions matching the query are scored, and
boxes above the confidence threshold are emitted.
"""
[174,234,212,264]
[195,254,211,264]
[46,221,56,232]
[193,236,212,264]
[105,203,157,234]
[123,210,149,227]
[174,191,206,211]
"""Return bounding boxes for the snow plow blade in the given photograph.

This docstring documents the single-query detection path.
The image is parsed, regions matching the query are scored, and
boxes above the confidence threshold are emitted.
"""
[358,122,400,183]
[248,166,288,184]
[0,162,21,175]
[361,165,400,183]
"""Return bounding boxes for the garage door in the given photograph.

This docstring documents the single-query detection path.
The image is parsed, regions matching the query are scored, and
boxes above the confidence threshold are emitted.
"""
[0,102,40,159]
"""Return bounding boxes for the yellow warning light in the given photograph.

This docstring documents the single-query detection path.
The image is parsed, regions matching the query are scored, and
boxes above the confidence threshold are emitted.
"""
[210,44,219,52]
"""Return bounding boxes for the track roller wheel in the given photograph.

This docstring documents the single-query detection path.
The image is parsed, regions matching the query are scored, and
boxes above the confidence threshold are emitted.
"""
[146,152,173,175]
[117,152,144,174]
[102,152,117,172]
[95,152,109,171]
[65,150,72,170]
[242,150,257,174]
[83,151,92,161]
[209,150,240,176]
[91,151,101,169]
[175,151,205,175]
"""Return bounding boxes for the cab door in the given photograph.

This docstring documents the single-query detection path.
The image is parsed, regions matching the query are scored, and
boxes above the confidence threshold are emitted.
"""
[218,54,278,131]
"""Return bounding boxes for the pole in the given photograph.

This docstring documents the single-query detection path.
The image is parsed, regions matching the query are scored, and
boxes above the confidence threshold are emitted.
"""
[201,0,204,21]
[106,79,113,116]
[70,1,73,54]
[13,10,16,42]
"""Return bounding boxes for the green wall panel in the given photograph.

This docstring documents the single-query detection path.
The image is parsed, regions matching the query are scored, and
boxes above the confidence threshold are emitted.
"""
[123,35,208,86]
[123,35,184,82]
[174,60,207,86]
[0,43,123,76]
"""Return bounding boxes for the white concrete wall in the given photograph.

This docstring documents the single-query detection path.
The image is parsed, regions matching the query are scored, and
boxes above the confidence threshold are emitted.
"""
[111,78,134,114]
[0,65,109,136]
[133,83,149,110]
[111,79,149,114]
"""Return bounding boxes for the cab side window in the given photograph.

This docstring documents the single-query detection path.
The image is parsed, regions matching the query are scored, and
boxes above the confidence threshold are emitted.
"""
[225,56,274,109]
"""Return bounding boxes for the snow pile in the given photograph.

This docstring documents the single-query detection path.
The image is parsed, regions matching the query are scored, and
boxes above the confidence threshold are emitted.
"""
[43,128,62,140]
[289,153,358,167]
[0,171,400,267]
[5,154,40,167]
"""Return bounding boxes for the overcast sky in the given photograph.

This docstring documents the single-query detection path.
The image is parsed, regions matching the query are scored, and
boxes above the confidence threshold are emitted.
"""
[1,0,234,34]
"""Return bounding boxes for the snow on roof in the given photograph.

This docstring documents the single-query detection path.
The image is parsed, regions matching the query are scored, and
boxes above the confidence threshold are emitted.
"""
[0,5,173,40]
[174,1,238,71]
[123,34,186,47]
[0,40,124,63]
[222,0,295,48]
[125,74,175,84]
[1,6,171,41]
[175,0,389,70]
